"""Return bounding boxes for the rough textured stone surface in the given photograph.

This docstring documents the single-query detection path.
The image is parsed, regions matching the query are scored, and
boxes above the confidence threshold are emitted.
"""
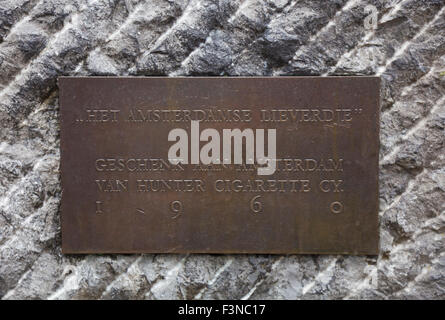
[0,0,444,300]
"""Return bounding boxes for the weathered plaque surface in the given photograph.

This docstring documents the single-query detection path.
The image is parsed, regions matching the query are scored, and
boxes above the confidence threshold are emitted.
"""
[60,77,379,254]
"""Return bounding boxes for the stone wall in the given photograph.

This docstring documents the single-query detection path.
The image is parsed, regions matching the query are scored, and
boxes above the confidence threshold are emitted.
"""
[0,0,444,299]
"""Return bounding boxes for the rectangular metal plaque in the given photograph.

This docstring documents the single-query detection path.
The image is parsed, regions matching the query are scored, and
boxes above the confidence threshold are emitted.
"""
[60,77,379,254]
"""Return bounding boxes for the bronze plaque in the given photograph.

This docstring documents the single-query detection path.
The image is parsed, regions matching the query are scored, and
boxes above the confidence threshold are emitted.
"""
[59,77,379,254]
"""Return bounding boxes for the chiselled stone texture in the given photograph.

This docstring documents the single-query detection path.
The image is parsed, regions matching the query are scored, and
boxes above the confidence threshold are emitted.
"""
[0,0,444,300]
